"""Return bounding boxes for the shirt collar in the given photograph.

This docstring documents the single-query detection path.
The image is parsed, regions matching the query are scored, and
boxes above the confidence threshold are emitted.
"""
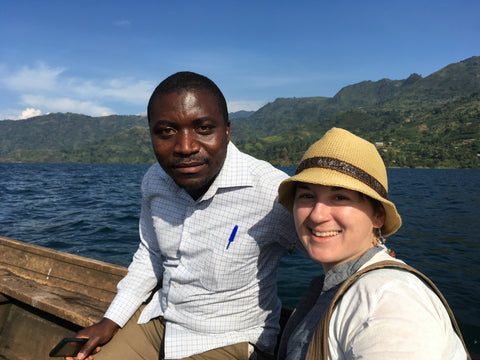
[322,247,383,292]
[199,142,253,201]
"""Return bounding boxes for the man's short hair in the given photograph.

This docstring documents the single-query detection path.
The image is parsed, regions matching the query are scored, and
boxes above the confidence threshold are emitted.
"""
[147,71,228,123]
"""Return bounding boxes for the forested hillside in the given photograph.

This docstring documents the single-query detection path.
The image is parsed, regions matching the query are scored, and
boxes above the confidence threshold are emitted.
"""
[0,56,479,168]
[238,90,480,168]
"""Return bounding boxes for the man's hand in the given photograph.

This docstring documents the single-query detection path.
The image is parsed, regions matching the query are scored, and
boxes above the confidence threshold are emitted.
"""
[65,318,120,360]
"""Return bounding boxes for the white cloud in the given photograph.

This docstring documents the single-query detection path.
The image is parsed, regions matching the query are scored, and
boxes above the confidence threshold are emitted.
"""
[0,107,42,120]
[20,108,42,119]
[3,62,65,92]
[85,78,153,104]
[62,77,152,105]
[0,62,154,119]
[22,94,114,117]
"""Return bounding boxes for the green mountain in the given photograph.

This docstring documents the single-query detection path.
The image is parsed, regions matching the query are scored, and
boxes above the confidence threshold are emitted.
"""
[0,113,145,154]
[0,126,155,164]
[238,90,480,168]
[0,56,479,168]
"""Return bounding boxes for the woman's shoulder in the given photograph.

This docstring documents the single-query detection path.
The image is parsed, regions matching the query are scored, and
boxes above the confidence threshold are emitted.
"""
[352,251,434,299]
[328,252,467,359]
[334,250,452,332]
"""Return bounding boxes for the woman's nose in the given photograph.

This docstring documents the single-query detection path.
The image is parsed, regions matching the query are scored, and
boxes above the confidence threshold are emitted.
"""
[308,201,330,222]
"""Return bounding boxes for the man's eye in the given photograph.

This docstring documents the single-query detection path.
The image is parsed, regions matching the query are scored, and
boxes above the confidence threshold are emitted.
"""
[197,125,213,133]
[334,195,348,201]
[156,128,175,137]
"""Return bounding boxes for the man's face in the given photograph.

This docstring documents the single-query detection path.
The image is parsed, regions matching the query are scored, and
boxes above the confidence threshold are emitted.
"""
[148,90,230,200]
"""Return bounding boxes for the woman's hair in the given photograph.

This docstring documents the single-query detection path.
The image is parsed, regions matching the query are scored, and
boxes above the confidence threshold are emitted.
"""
[363,193,384,216]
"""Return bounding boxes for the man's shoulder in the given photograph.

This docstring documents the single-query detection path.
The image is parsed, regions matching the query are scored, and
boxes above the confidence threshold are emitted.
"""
[141,163,170,192]
[232,144,289,183]
[142,162,162,181]
[245,155,288,180]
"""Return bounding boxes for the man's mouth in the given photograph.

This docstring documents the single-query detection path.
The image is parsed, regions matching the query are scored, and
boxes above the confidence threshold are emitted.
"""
[173,161,206,174]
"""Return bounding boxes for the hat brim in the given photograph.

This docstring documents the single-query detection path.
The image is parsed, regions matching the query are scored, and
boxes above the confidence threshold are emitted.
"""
[278,167,402,237]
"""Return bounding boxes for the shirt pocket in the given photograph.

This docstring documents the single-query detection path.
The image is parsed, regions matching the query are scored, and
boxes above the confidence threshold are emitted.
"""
[199,230,258,292]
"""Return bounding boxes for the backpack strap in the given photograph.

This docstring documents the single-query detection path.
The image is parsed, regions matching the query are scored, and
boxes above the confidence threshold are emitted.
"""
[305,260,471,360]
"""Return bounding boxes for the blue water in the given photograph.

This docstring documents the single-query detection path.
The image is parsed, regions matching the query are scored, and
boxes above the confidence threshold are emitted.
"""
[0,163,479,354]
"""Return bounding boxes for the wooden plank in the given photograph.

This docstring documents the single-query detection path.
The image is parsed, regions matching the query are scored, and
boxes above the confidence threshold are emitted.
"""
[0,236,127,302]
[0,236,128,327]
[0,269,108,327]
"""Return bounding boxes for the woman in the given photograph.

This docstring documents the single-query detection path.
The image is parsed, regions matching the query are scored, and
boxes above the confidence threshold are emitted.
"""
[276,128,470,359]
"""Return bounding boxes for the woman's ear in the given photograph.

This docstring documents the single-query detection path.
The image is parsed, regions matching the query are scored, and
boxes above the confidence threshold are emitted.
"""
[373,205,386,229]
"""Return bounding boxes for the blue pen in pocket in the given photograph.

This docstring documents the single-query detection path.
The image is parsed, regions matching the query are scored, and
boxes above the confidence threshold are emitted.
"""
[226,225,238,249]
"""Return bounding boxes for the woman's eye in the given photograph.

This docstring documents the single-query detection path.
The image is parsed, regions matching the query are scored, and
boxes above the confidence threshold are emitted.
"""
[297,192,313,199]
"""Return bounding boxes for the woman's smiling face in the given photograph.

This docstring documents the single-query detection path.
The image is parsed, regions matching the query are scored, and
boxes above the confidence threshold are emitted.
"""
[293,183,385,273]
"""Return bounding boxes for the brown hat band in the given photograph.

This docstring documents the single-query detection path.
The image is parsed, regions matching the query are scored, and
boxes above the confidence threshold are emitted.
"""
[295,157,388,199]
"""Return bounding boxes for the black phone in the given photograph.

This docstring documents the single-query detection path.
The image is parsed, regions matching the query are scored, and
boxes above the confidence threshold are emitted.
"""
[49,337,88,357]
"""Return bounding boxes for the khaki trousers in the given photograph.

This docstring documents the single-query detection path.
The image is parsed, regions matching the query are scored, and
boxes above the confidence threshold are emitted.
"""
[93,306,250,360]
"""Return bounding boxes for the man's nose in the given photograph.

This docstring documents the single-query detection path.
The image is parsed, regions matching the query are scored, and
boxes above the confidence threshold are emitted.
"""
[174,131,200,155]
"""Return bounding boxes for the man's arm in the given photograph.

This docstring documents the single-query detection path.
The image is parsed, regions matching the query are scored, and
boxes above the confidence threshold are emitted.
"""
[67,171,164,359]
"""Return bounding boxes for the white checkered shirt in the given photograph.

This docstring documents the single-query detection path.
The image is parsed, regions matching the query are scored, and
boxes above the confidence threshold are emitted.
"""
[105,142,298,359]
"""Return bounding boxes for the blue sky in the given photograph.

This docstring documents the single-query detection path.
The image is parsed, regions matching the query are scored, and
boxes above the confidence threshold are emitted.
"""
[0,0,478,120]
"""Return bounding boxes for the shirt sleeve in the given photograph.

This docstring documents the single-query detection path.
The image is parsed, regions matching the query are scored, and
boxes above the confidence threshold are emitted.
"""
[329,269,467,359]
[104,177,164,327]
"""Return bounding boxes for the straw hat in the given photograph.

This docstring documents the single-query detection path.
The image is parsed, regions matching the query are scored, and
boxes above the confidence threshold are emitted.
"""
[278,127,402,236]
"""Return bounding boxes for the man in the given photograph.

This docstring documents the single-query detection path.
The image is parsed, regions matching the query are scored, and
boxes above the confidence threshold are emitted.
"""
[70,72,298,360]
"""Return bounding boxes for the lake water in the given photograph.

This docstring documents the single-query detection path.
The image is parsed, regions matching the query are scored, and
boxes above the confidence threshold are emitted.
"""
[0,163,479,354]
